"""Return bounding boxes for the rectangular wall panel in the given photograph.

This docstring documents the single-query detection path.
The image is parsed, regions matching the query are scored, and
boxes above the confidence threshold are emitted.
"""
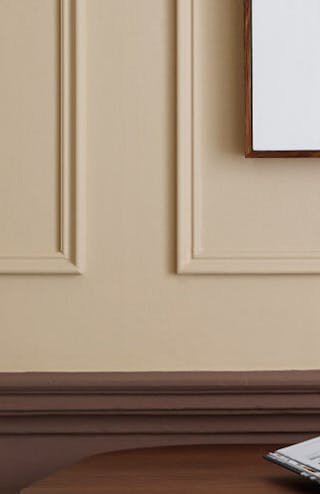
[0,0,85,273]
[178,0,320,273]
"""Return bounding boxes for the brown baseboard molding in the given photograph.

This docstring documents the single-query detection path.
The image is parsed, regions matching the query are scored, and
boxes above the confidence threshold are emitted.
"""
[0,370,320,439]
[1,370,320,493]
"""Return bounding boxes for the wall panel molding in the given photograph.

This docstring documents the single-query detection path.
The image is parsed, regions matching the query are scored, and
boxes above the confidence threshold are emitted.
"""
[177,0,320,274]
[0,0,85,274]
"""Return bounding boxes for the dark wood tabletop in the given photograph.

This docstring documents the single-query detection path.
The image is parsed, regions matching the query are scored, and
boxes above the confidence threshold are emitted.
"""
[21,444,320,493]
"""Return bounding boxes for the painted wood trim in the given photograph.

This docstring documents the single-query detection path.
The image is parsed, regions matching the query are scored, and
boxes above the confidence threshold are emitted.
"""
[177,0,320,273]
[1,371,319,492]
[177,0,193,274]
[0,0,86,274]
[0,370,320,439]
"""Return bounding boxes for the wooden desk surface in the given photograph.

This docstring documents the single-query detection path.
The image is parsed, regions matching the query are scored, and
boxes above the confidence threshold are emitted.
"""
[21,444,319,493]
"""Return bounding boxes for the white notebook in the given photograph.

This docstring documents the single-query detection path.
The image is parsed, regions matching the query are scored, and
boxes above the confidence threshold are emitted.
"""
[265,436,320,484]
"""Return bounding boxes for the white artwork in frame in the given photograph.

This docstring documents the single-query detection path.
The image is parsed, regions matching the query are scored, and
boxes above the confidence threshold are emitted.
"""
[246,0,320,157]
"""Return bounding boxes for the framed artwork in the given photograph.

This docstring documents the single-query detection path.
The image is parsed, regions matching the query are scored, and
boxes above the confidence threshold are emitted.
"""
[245,0,320,158]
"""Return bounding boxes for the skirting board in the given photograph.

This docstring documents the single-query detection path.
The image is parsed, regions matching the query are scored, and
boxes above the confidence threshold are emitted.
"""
[1,370,320,493]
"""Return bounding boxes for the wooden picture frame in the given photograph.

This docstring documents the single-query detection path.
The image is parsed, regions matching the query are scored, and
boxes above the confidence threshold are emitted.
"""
[244,0,320,158]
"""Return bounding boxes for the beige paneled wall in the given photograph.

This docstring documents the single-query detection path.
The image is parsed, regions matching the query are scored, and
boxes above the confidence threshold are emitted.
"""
[0,0,84,274]
[0,0,58,256]
[0,0,319,371]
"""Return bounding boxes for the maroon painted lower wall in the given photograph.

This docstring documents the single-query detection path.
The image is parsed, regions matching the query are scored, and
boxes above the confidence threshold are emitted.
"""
[0,371,319,493]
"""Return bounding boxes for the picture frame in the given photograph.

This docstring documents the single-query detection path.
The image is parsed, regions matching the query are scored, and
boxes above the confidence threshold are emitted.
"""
[245,0,320,158]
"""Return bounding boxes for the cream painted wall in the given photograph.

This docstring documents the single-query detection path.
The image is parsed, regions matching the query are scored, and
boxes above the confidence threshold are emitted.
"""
[0,0,319,371]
